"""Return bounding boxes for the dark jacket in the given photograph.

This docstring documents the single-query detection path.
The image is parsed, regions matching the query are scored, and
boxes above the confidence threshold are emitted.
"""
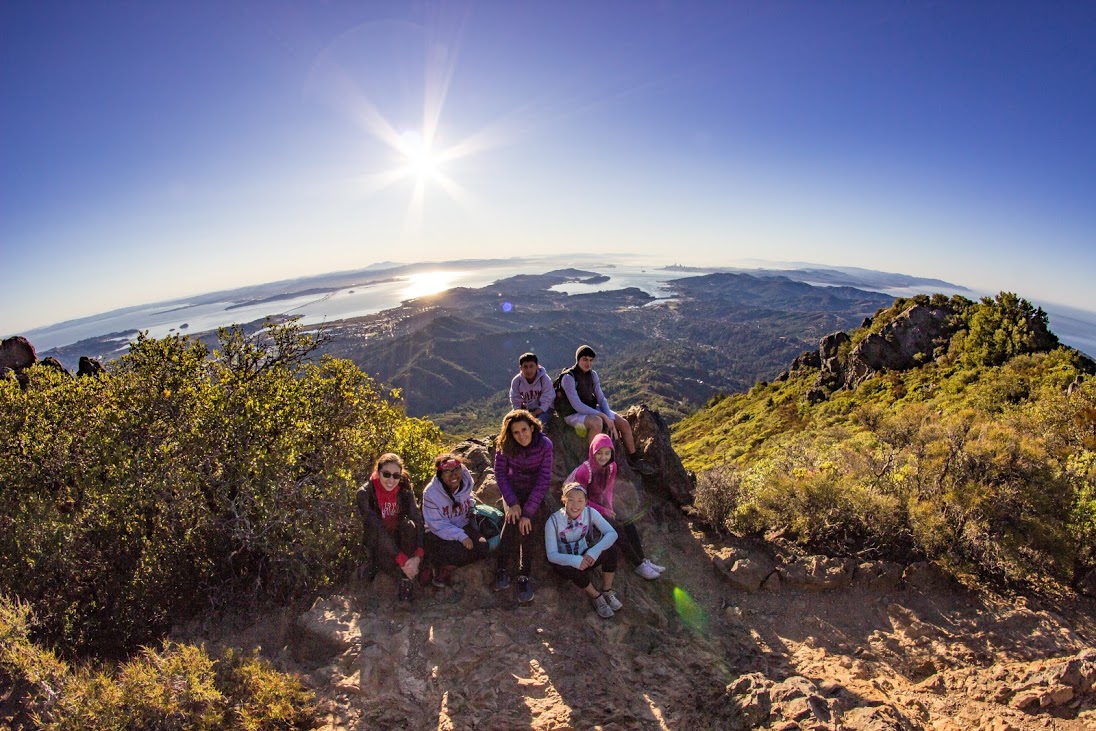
[494,432,554,520]
[355,477,425,555]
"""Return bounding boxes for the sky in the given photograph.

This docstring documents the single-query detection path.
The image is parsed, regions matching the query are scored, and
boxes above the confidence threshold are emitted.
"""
[2,1,1095,335]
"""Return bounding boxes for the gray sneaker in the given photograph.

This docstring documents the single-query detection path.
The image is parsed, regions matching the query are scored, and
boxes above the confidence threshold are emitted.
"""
[603,589,623,611]
[516,575,534,603]
[593,593,615,618]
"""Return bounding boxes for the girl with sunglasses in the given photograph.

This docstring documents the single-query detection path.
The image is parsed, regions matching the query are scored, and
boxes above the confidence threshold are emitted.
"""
[355,453,425,604]
[422,453,490,587]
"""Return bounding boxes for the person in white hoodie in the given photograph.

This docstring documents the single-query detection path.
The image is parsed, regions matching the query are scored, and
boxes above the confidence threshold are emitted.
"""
[422,453,490,587]
[509,352,555,429]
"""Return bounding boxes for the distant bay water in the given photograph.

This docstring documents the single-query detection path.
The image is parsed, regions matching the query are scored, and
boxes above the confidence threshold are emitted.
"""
[18,257,1096,358]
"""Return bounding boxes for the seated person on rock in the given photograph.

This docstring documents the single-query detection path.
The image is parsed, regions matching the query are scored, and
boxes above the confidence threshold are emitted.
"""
[545,483,622,619]
[355,453,425,603]
[566,433,666,580]
[422,453,490,587]
[493,409,553,602]
[509,352,555,429]
[558,344,655,475]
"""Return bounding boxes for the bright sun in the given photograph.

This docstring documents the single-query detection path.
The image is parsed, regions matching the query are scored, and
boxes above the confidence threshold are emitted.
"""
[398,130,439,181]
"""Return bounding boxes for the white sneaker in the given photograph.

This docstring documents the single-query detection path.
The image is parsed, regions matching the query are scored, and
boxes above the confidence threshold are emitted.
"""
[643,558,666,573]
[635,561,660,580]
[593,593,615,618]
[603,589,623,611]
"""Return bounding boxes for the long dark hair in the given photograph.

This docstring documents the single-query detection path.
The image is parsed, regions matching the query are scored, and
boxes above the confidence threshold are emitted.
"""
[496,409,542,457]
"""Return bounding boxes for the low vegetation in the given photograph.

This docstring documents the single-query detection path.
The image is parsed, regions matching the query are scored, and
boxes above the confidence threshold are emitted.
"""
[0,319,441,658]
[0,595,314,730]
[678,293,1096,586]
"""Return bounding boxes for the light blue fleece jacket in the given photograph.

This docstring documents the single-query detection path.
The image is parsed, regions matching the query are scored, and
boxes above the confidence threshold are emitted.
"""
[544,506,618,568]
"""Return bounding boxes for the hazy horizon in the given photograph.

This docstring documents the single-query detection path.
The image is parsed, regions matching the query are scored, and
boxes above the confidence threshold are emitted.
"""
[3,3,1095,332]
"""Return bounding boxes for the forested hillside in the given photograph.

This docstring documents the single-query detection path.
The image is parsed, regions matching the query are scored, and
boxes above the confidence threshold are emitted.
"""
[675,293,1096,587]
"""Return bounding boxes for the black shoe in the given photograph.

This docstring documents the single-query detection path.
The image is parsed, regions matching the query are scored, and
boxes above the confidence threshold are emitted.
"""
[398,578,413,604]
[516,575,534,603]
[494,568,511,591]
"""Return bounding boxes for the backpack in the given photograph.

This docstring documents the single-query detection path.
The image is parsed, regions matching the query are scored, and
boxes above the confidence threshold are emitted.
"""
[552,367,578,418]
[471,503,505,552]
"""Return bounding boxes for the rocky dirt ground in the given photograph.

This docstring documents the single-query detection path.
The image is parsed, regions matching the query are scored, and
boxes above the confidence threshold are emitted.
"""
[189,464,1096,731]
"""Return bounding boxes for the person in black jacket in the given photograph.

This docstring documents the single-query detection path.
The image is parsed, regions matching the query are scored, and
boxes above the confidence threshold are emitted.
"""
[355,453,425,604]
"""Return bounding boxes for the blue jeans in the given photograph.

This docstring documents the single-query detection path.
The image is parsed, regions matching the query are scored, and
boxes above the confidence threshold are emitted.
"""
[536,407,554,430]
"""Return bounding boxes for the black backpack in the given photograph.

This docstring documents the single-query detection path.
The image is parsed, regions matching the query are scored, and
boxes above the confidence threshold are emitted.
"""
[552,366,578,417]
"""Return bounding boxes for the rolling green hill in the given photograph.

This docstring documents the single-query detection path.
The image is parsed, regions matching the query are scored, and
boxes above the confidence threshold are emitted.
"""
[673,293,1096,586]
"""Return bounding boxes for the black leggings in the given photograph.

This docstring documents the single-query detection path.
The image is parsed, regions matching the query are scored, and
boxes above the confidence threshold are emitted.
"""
[608,518,645,566]
[549,544,619,589]
[497,519,537,576]
[424,523,490,569]
[364,518,420,578]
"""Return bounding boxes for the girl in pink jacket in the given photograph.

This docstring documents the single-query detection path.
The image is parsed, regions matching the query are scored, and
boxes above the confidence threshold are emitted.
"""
[564,433,665,580]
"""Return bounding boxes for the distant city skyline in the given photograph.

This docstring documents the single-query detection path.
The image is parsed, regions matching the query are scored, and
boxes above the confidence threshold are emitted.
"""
[3,1,1095,335]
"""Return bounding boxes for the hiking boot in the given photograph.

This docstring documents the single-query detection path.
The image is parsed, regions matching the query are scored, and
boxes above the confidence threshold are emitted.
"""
[516,575,534,603]
[635,560,661,580]
[593,592,615,618]
[603,589,623,611]
[627,453,657,476]
[432,565,454,588]
[398,578,413,604]
[494,568,511,591]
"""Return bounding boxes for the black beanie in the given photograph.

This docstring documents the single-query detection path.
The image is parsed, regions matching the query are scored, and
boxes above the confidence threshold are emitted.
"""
[575,345,596,362]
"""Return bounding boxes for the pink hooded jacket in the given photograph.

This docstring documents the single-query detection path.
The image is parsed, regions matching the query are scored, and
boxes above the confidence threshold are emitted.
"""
[564,433,616,518]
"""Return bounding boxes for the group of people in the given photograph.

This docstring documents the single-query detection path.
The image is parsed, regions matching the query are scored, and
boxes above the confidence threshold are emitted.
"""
[356,346,665,617]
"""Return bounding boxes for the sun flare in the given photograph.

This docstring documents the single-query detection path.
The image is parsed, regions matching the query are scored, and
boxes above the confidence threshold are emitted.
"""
[398,130,440,182]
[403,270,460,299]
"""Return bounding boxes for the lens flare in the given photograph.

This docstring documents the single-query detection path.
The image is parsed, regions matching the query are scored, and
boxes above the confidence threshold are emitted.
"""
[672,586,707,633]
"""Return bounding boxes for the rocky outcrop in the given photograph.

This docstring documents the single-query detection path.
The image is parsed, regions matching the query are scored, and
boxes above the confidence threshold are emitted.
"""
[77,356,105,377]
[0,336,36,371]
[626,404,695,505]
[39,357,71,377]
[844,304,957,387]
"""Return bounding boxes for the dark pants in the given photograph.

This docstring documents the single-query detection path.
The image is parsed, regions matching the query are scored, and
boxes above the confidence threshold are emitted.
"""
[608,518,645,566]
[497,519,536,576]
[424,523,490,569]
[364,518,419,578]
[550,544,619,589]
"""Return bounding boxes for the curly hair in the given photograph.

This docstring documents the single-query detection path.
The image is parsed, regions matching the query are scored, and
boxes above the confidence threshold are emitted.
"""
[496,409,543,457]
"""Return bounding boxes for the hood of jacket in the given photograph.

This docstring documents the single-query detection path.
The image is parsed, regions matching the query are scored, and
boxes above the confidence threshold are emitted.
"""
[588,432,615,465]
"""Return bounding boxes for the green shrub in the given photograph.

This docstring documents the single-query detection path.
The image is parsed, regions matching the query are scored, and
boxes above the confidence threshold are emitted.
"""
[1,595,315,731]
[0,319,441,656]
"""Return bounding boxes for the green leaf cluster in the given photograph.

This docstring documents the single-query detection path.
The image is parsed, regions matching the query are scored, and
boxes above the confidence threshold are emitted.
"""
[0,319,441,656]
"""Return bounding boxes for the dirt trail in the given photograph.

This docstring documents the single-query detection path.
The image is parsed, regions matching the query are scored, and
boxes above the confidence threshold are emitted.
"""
[195,475,1096,731]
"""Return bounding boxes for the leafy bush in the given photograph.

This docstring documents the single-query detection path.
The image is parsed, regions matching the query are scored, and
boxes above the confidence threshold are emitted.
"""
[1,595,314,731]
[681,312,1095,584]
[0,320,441,656]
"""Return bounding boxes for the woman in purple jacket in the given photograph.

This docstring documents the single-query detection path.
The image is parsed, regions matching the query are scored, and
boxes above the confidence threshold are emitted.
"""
[493,409,553,602]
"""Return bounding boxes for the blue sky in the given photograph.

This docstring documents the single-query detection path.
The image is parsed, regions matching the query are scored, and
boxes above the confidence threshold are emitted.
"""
[2,1,1095,334]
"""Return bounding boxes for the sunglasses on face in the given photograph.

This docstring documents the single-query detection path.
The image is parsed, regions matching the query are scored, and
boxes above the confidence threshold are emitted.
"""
[379,470,402,480]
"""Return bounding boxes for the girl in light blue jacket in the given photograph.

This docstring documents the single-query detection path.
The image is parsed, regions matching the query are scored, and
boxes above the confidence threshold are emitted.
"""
[545,483,621,618]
